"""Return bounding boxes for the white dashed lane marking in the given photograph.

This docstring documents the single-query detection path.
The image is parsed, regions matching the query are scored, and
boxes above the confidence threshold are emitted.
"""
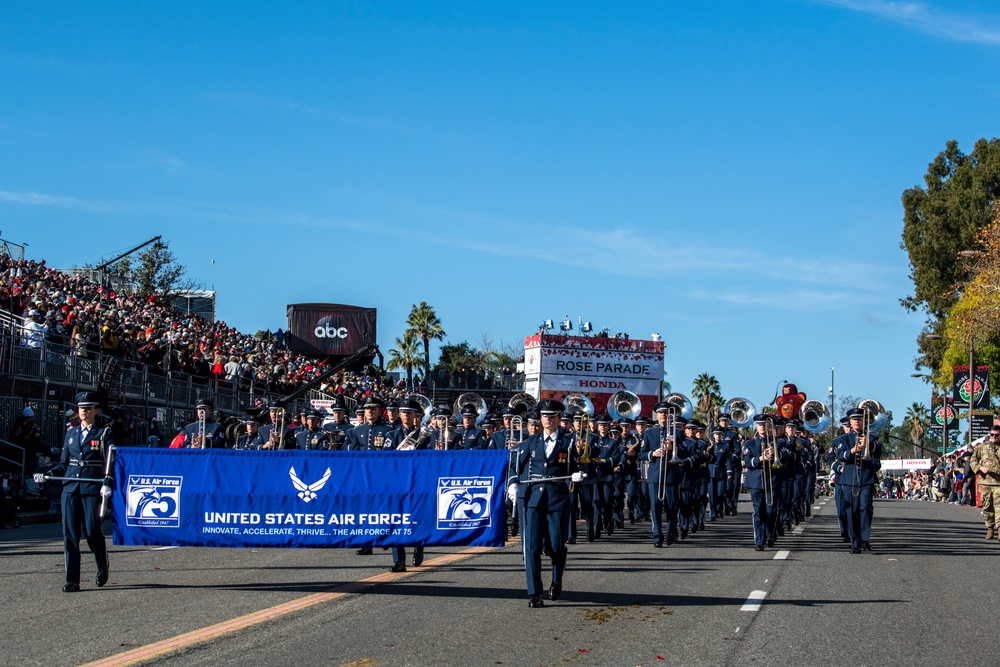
[773,550,790,560]
[741,590,768,612]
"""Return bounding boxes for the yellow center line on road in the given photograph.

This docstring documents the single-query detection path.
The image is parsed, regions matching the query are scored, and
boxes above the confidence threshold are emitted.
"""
[81,543,511,667]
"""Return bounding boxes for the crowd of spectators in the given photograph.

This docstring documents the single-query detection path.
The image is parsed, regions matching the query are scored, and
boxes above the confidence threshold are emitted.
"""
[0,255,398,402]
[874,452,978,504]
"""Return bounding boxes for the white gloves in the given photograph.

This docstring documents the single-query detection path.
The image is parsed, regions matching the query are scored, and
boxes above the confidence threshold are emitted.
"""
[506,483,518,502]
[100,485,113,500]
[33,473,46,483]
[571,472,585,483]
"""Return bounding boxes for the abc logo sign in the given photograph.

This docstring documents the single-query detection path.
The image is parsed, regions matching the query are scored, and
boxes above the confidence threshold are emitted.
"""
[314,315,349,349]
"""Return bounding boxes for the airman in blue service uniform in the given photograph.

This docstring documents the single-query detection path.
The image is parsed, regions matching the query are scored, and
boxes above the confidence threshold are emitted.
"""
[48,391,114,592]
[458,404,487,450]
[593,414,622,536]
[344,396,398,452]
[834,408,882,553]
[322,397,354,450]
[295,409,330,450]
[429,407,462,450]
[716,413,742,516]
[708,426,732,520]
[507,399,583,608]
[182,397,227,448]
[390,398,431,572]
[569,411,600,542]
[829,415,851,542]
[641,403,694,547]
[627,416,652,522]
[490,406,523,536]
[743,414,790,550]
[259,403,295,450]
[235,415,264,450]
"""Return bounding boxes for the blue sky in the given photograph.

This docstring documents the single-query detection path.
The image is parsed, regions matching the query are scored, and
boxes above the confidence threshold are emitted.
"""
[2,1,998,432]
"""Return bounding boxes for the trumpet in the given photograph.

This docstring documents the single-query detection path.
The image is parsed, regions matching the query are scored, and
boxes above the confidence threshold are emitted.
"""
[508,415,524,477]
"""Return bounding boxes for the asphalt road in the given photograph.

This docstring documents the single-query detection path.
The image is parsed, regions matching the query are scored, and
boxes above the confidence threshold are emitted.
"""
[3,494,995,667]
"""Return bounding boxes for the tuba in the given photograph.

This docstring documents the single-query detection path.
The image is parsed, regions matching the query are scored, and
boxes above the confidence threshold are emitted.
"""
[507,392,538,417]
[723,397,756,429]
[608,390,642,421]
[564,393,595,416]
[664,392,694,421]
[407,393,433,426]
[453,393,487,425]
[800,400,830,434]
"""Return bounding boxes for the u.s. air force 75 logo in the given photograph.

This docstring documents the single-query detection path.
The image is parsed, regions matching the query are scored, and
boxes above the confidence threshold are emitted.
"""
[437,477,492,530]
[126,475,183,528]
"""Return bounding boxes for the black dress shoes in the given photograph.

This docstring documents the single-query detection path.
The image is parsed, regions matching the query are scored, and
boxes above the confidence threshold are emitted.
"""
[97,570,109,587]
[850,547,862,554]
[510,523,519,537]
[528,595,544,608]
[653,540,663,548]
[390,561,407,573]
[754,545,765,552]
[566,537,576,544]
[63,582,80,593]
[666,535,676,546]
[549,583,562,601]
[861,541,872,552]
[356,547,373,555]
[680,529,688,540]
[413,548,424,567]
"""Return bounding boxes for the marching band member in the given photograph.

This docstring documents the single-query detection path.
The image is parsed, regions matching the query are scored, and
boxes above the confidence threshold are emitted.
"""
[35,391,114,592]
[259,403,295,450]
[507,399,583,608]
[613,418,636,528]
[235,415,264,450]
[429,407,462,450]
[344,396,398,451]
[834,407,882,554]
[390,398,431,572]
[182,397,227,448]
[678,419,704,539]
[345,396,399,556]
[707,427,729,521]
[829,415,851,542]
[569,411,599,543]
[742,414,789,550]
[641,404,692,547]
[322,397,354,450]
[717,413,741,516]
[294,409,330,450]
[628,416,651,522]
[458,404,487,450]
[594,414,621,537]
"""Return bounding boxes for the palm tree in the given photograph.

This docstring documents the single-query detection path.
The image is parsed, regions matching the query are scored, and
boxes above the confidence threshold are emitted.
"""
[405,302,446,381]
[903,402,929,458]
[692,373,723,425]
[386,332,421,389]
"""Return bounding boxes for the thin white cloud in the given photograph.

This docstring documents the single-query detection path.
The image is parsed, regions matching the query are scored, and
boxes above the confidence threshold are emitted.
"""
[0,189,124,213]
[202,91,407,132]
[813,0,1000,45]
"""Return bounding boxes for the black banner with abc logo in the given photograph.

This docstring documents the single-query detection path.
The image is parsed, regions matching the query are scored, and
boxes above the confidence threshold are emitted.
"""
[952,365,990,410]
[286,303,377,356]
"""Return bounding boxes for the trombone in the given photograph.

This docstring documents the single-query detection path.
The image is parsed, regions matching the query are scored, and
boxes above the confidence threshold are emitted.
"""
[762,417,777,508]
[196,410,207,449]
[507,415,524,477]
[656,404,680,502]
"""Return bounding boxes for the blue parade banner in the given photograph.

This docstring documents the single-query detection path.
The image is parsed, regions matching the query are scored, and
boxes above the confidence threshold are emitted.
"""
[112,448,509,549]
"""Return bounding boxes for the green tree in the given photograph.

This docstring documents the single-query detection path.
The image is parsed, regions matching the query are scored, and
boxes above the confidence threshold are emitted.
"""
[386,331,422,388]
[901,138,1000,373]
[405,302,446,379]
[434,341,479,374]
[129,239,192,299]
[902,402,929,459]
[691,373,723,425]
